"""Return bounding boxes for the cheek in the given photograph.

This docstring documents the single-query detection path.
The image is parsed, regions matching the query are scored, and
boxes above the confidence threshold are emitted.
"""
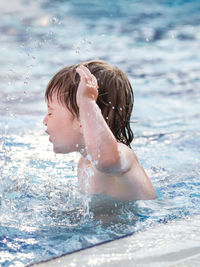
[48,119,60,134]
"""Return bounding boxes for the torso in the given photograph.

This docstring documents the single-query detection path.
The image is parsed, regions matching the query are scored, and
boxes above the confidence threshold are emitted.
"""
[77,151,156,201]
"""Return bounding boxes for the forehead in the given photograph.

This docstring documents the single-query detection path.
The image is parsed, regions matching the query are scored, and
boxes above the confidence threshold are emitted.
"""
[47,93,64,109]
[47,92,57,104]
[46,85,67,104]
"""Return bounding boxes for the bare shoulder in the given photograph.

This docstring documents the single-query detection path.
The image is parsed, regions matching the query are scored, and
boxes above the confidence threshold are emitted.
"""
[116,142,157,200]
[77,144,157,200]
[117,142,139,173]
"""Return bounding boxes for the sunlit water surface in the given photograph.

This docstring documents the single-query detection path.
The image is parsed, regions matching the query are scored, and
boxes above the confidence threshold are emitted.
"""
[0,0,200,266]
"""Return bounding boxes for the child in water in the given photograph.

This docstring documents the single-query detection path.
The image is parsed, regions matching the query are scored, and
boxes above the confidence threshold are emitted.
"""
[43,60,156,201]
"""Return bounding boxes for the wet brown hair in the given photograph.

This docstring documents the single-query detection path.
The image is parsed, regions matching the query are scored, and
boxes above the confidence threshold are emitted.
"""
[45,60,134,147]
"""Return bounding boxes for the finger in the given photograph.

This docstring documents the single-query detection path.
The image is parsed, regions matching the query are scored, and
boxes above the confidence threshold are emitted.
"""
[91,74,97,83]
[76,66,86,76]
[76,67,88,82]
[91,74,98,87]
[80,66,98,85]
[79,65,93,78]
[77,66,98,88]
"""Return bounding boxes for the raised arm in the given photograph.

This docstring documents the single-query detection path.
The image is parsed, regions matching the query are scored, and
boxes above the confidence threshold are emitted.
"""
[76,65,125,173]
[76,65,157,200]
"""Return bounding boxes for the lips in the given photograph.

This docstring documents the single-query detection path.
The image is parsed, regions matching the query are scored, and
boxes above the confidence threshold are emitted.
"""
[45,130,52,142]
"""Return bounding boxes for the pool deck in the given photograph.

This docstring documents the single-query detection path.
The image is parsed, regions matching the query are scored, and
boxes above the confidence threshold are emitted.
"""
[33,214,200,267]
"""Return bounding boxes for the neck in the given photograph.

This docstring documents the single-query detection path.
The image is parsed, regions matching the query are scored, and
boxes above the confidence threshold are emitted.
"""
[79,147,92,166]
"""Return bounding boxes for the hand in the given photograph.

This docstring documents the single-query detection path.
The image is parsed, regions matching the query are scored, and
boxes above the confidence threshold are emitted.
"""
[76,65,98,107]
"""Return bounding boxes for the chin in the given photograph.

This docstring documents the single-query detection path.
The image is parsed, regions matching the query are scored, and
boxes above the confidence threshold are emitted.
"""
[53,146,72,154]
[53,148,59,153]
[53,146,61,154]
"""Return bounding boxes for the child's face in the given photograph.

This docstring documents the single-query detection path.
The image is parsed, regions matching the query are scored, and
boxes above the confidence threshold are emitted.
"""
[43,93,83,154]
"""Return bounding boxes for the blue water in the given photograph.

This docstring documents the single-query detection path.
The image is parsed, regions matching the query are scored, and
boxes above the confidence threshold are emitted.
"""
[0,0,200,265]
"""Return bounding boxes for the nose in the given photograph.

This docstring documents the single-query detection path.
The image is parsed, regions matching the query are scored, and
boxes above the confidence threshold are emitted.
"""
[43,115,47,126]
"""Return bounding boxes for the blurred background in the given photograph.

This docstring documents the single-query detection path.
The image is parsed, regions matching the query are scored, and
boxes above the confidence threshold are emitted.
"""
[1,0,200,124]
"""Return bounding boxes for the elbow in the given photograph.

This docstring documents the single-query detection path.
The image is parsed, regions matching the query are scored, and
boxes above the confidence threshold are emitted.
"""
[94,156,122,174]
[92,141,123,174]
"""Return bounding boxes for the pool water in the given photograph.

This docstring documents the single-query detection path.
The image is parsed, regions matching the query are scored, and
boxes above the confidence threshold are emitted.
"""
[0,0,200,266]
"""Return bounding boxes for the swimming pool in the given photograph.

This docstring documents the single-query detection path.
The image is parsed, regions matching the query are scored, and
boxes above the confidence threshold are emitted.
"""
[0,0,200,266]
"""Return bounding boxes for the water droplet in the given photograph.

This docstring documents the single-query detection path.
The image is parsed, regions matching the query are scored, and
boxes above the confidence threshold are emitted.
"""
[87,154,92,161]
[120,107,122,111]
[75,47,80,54]
[51,17,58,24]
[112,106,115,109]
